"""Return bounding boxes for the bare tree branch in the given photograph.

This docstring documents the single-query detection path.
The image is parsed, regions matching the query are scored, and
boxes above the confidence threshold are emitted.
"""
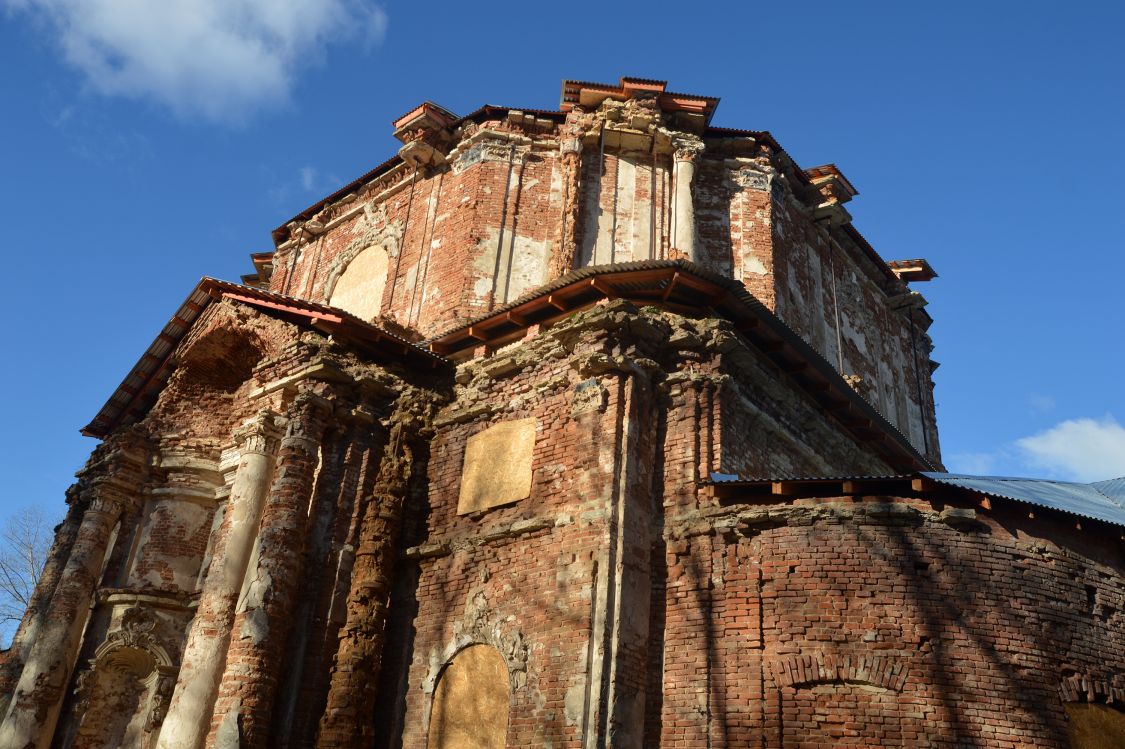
[0,506,55,645]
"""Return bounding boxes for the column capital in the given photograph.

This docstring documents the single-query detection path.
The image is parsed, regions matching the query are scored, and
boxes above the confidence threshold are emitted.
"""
[85,496,125,518]
[276,390,334,453]
[233,410,285,456]
[672,134,705,163]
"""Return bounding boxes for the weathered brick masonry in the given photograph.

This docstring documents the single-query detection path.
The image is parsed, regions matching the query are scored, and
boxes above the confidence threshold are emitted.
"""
[1,76,1121,749]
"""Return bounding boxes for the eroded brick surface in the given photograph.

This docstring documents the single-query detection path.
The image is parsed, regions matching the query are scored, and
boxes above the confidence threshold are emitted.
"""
[2,76,1119,749]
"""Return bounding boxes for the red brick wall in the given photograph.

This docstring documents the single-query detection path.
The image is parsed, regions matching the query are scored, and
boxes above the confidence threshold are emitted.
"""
[656,496,1125,748]
[270,123,569,339]
[770,194,940,462]
[396,331,623,748]
[265,111,940,465]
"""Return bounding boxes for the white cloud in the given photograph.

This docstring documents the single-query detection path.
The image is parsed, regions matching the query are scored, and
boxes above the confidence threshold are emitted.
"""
[299,166,317,192]
[1015,415,1125,482]
[5,0,388,125]
[945,451,1001,476]
[268,165,342,206]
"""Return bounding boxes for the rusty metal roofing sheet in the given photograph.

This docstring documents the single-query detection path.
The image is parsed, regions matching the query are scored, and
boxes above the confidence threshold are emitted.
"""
[922,473,1125,527]
[202,278,437,357]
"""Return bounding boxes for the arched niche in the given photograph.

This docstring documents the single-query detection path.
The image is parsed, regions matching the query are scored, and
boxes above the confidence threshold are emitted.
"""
[328,244,390,321]
[69,607,177,749]
[427,644,509,749]
[1066,702,1125,748]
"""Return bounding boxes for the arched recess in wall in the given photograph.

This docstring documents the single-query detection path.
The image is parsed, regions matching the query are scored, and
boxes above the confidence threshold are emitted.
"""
[327,244,390,322]
[1061,672,1125,748]
[426,644,510,749]
[68,607,177,749]
[1066,703,1125,748]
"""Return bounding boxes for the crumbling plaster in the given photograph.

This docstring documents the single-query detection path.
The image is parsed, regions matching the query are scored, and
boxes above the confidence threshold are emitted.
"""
[13,78,1115,749]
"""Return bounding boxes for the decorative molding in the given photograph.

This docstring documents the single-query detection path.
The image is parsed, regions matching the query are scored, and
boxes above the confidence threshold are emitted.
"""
[423,590,530,695]
[571,378,607,416]
[321,200,404,303]
[672,134,705,163]
[449,136,533,175]
[73,606,179,733]
[95,607,169,665]
[730,165,772,192]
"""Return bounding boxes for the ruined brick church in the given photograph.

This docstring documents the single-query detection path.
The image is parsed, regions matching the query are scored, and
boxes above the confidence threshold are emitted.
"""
[1,77,1122,749]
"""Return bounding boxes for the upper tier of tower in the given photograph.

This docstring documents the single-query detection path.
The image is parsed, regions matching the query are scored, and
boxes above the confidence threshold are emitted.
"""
[246,76,940,459]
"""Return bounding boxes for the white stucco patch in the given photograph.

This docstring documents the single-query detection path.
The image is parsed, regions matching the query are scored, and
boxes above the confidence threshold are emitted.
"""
[742,254,768,275]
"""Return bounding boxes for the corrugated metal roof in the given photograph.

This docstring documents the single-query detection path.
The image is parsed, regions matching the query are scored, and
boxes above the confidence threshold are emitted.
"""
[708,472,911,483]
[922,472,1125,527]
[707,471,1125,529]
[1091,477,1125,503]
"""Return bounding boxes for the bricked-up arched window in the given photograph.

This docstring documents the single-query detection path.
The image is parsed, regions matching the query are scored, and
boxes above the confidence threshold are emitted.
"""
[427,644,509,749]
[1066,703,1125,748]
[328,244,389,322]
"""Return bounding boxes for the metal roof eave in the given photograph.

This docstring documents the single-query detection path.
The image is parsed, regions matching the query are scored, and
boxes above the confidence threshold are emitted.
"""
[705,471,1125,530]
[426,259,933,474]
[82,279,447,439]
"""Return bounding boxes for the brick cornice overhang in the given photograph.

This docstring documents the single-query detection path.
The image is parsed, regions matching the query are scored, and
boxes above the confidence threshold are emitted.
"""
[82,278,445,439]
[426,260,934,473]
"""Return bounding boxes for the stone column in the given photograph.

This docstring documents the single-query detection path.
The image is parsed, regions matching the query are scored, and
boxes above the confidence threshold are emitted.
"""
[672,136,704,262]
[155,411,281,749]
[315,403,427,749]
[209,391,332,748]
[0,438,146,749]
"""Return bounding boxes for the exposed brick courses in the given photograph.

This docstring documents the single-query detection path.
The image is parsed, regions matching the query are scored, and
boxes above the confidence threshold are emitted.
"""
[4,76,1121,749]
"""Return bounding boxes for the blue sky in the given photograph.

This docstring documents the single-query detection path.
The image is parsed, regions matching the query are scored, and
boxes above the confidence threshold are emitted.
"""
[0,0,1122,533]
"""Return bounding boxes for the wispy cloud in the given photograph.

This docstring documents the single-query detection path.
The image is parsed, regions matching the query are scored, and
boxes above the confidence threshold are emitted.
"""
[5,0,389,125]
[267,165,340,207]
[944,414,1125,483]
[1015,415,1125,482]
[299,166,318,192]
[39,89,153,164]
[1028,394,1055,414]
[945,451,1003,476]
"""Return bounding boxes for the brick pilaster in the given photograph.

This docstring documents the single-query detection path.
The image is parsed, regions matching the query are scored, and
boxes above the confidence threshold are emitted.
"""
[315,403,426,749]
[210,391,332,748]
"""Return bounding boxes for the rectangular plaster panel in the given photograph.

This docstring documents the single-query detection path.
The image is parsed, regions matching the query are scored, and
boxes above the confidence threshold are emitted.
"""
[457,418,536,515]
